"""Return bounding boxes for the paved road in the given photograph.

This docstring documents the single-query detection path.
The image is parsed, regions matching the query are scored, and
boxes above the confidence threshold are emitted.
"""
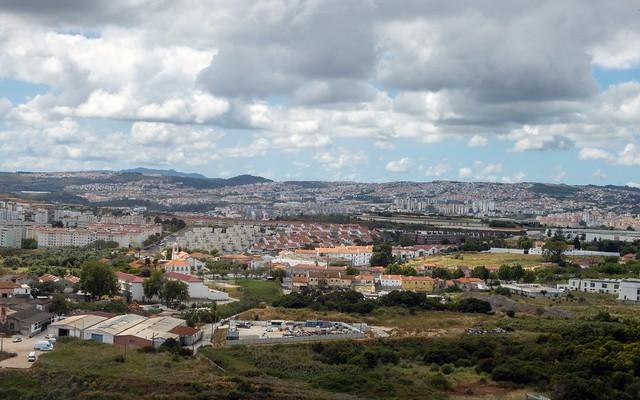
[0,332,50,369]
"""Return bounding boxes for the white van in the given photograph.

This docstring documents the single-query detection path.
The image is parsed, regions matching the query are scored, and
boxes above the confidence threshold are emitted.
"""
[34,341,53,351]
[27,352,36,362]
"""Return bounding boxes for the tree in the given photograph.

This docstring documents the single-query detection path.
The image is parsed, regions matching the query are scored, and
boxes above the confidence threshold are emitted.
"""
[21,238,38,249]
[79,261,119,299]
[161,280,189,306]
[517,236,533,251]
[370,243,393,267]
[345,266,359,275]
[498,265,512,281]
[471,266,490,281]
[523,270,536,283]
[143,270,164,300]
[542,240,568,263]
[51,293,69,315]
[573,236,582,250]
[510,265,525,282]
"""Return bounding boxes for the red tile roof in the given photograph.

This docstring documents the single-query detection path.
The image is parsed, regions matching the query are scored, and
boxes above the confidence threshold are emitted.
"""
[170,325,200,336]
[165,272,201,283]
[115,272,145,283]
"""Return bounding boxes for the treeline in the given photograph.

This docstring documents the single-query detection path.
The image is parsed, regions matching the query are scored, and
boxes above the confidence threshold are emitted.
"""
[272,289,492,314]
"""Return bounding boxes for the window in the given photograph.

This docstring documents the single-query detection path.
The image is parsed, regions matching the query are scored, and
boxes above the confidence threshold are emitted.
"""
[602,284,608,288]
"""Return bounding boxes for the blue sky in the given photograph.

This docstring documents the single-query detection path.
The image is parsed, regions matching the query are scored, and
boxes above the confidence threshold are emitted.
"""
[0,1,639,186]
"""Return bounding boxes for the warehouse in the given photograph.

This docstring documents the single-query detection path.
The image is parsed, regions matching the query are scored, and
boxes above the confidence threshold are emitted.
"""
[83,314,147,344]
[114,316,184,348]
[48,314,108,338]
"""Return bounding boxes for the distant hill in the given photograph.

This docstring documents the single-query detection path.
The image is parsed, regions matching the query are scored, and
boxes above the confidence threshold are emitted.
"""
[120,167,208,179]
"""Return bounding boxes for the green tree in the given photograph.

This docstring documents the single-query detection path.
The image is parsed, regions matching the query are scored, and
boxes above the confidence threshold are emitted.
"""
[345,266,359,275]
[517,236,533,251]
[573,236,582,250]
[143,270,165,300]
[523,270,536,283]
[471,266,490,281]
[161,280,189,306]
[51,293,69,315]
[370,243,393,266]
[20,238,38,249]
[542,240,568,263]
[79,260,119,299]
[497,265,512,281]
[510,265,525,282]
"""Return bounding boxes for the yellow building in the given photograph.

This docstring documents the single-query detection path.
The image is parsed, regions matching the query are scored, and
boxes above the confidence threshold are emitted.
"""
[400,276,435,292]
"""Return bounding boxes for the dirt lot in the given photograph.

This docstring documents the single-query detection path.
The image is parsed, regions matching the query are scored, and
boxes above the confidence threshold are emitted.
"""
[0,332,51,369]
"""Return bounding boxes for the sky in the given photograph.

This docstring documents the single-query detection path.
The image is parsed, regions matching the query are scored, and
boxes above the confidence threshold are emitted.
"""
[0,1,640,186]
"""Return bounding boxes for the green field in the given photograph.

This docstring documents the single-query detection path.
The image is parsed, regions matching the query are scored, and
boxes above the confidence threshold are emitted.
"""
[217,279,283,318]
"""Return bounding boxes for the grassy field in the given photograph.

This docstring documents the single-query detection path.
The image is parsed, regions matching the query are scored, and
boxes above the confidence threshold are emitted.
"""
[217,279,283,318]
[0,338,346,400]
[408,252,545,269]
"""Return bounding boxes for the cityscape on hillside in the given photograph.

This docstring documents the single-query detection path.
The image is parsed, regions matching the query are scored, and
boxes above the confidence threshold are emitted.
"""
[2,1,640,400]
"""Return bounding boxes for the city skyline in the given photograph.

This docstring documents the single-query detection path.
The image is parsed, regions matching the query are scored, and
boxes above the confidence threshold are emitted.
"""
[1,1,640,185]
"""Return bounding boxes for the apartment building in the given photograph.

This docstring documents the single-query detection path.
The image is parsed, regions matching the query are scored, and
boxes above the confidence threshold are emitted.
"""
[567,278,621,295]
[28,223,161,248]
[314,246,373,266]
[618,280,640,303]
[176,224,265,252]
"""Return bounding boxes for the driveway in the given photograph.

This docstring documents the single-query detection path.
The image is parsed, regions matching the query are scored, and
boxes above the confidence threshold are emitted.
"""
[0,332,50,369]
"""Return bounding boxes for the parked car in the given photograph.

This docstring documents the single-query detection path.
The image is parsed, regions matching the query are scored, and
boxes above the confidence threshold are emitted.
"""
[27,352,36,362]
[12,336,22,343]
[34,341,53,351]
[45,334,57,344]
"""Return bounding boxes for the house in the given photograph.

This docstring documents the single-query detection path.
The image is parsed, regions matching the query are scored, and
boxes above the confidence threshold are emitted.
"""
[115,272,147,302]
[165,272,229,301]
[379,274,403,289]
[618,279,640,302]
[0,281,31,298]
[4,308,55,337]
[170,325,203,346]
[165,259,191,275]
[114,316,185,348]
[401,276,435,292]
[48,314,109,338]
[84,314,148,344]
[352,274,376,293]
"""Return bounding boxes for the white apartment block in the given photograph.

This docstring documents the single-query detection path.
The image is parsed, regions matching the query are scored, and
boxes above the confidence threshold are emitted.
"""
[618,280,640,303]
[29,224,161,248]
[176,224,265,252]
[315,246,373,266]
[567,278,621,295]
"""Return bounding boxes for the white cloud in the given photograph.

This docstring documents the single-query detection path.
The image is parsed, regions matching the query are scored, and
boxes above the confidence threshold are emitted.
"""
[467,135,488,148]
[458,167,472,179]
[593,169,607,180]
[314,148,366,170]
[627,182,640,189]
[578,147,613,161]
[552,166,567,183]
[424,162,449,177]
[591,31,640,70]
[619,143,640,166]
[385,157,413,173]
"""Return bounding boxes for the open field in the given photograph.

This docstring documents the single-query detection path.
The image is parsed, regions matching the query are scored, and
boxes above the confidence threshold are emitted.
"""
[217,279,283,318]
[409,252,546,269]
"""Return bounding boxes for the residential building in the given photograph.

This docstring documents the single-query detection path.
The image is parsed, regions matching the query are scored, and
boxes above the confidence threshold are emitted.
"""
[314,246,373,266]
[164,272,229,301]
[115,272,147,302]
[618,280,640,303]
[400,276,435,292]
[567,278,621,294]
[379,274,402,289]
[5,308,55,337]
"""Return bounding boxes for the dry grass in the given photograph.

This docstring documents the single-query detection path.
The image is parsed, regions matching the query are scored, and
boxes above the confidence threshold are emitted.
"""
[408,252,545,269]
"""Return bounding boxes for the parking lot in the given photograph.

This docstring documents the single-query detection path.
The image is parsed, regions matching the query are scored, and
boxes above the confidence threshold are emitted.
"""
[0,332,51,369]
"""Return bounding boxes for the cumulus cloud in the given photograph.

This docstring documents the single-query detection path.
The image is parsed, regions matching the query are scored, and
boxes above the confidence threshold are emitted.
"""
[385,158,413,173]
[467,135,488,148]
[458,167,473,179]
[0,1,639,179]
[424,162,449,177]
